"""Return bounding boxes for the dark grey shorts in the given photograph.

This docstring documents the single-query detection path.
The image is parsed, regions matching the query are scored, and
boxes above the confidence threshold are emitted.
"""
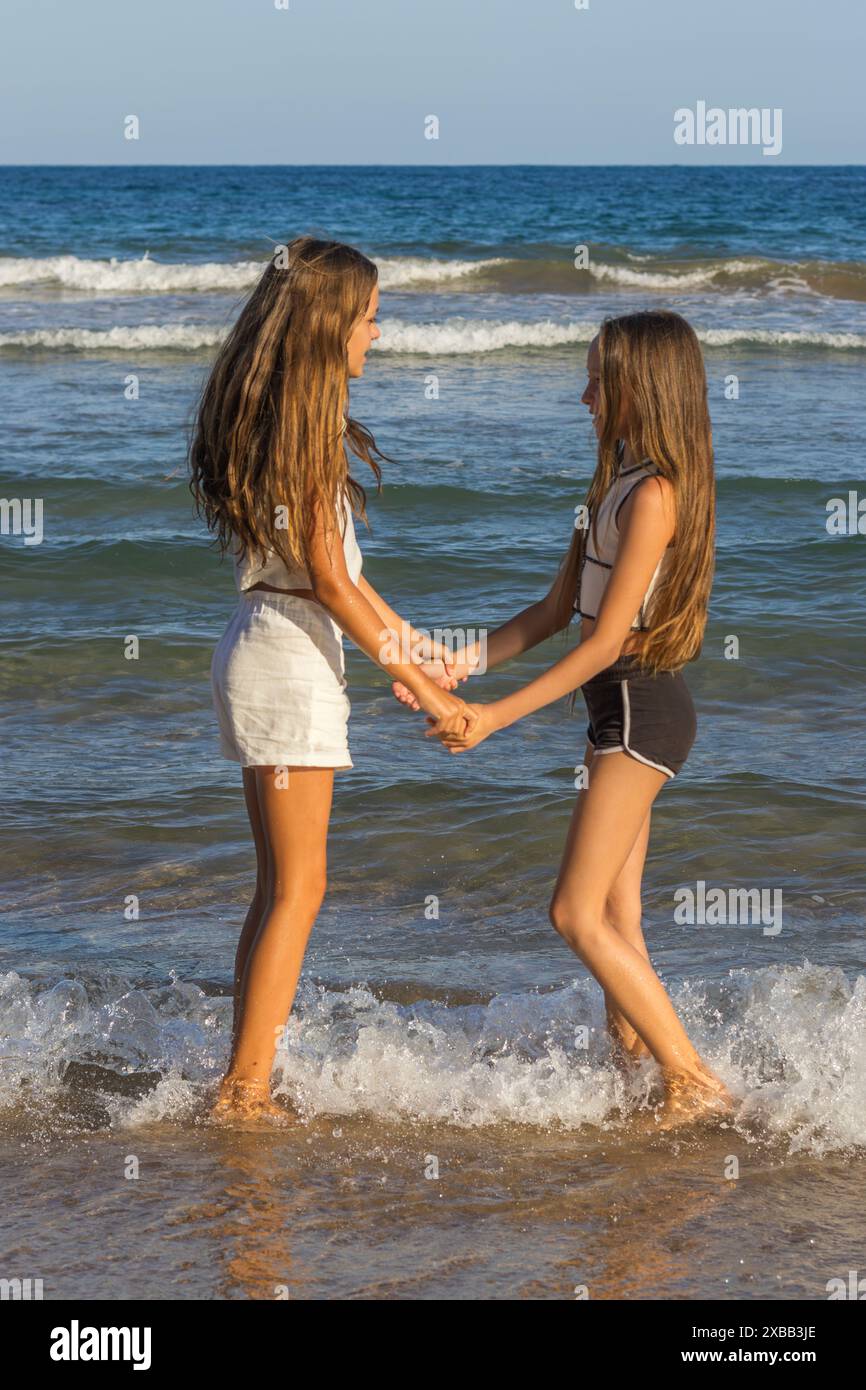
[582,654,696,779]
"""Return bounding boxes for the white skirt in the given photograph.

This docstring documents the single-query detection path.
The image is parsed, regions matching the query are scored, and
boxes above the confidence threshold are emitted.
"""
[211,591,352,769]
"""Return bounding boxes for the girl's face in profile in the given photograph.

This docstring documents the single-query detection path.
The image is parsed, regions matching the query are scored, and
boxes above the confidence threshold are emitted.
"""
[347,283,381,378]
[581,336,601,436]
[581,334,632,442]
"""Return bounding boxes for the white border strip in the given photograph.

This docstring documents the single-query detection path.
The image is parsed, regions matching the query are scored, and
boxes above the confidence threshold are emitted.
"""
[620,680,676,779]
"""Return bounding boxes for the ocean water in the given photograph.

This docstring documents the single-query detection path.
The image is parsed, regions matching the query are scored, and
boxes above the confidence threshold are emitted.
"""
[1,166,864,1301]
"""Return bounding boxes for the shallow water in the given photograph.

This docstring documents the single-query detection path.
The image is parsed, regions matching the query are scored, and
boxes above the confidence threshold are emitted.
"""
[1,166,864,1299]
[3,1109,863,1300]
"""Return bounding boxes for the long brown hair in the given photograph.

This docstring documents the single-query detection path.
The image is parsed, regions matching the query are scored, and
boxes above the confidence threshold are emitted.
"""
[189,235,388,572]
[551,310,715,673]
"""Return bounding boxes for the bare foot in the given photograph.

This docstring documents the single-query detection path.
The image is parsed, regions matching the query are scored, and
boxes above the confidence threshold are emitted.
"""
[654,1061,734,1131]
[209,1078,292,1126]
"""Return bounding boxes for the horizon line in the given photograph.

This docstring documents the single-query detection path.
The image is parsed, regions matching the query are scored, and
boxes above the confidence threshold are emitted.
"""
[1,161,863,171]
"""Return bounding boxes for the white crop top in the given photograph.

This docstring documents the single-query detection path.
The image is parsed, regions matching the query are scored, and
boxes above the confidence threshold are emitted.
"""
[576,458,671,631]
[234,488,363,593]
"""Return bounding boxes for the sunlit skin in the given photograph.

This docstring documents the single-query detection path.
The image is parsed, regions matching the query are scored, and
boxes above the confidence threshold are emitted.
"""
[392,335,629,720]
[347,282,382,376]
[419,333,664,749]
[581,334,603,436]
[344,284,466,704]
[212,284,473,1125]
[247,284,460,694]
[389,334,732,1126]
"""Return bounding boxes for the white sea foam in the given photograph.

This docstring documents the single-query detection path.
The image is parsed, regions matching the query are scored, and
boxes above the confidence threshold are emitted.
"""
[374,319,866,354]
[0,324,226,350]
[374,317,599,353]
[0,252,504,294]
[2,252,862,307]
[0,963,863,1153]
[0,253,262,293]
[376,256,505,288]
[588,258,766,289]
[697,326,866,349]
[1,318,863,355]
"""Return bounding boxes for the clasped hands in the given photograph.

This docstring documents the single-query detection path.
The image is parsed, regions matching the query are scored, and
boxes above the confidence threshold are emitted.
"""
[391,655,495,753]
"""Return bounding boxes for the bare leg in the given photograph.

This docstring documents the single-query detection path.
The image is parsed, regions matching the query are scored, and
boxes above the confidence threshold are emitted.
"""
[212,766,333,1122]
[569,745,652,1063]
[229,768,268,1047]
[550,750,731,1123]
[602,808,654,1064]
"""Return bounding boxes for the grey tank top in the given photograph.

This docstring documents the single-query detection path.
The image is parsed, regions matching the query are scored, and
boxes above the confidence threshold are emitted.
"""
[576,456,670,632]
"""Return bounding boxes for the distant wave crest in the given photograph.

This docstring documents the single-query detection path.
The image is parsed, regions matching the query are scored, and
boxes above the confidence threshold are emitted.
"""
[0,253,262,293]
[588,257,767,289]
[377,255,506,287]
[2,318,865,354]
[0,324,225,350]
[376,319,866,354]
[0,252,506,294]
[2,250,864,303]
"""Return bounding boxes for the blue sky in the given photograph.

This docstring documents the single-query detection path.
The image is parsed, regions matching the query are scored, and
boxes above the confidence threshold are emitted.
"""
[1,0,861,164]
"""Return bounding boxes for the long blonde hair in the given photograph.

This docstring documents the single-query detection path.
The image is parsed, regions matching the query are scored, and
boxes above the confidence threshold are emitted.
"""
[552,310,715,673]
[189,235,388,571]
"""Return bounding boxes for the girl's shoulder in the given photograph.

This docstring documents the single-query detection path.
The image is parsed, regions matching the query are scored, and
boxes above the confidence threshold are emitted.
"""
[614,465,675,533]
[606,456,657,508]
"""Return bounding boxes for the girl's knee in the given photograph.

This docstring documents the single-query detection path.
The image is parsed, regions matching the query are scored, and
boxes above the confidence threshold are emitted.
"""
[272,870,327,916]
[549,897,603,954]
[549,896,569,938]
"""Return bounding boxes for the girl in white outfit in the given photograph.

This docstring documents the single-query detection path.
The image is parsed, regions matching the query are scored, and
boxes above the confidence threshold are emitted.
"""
[190,237,471,1122]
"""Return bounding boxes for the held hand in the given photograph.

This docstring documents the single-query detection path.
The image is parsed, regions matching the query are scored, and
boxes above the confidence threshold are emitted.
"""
[391,659,458,712]
[427,640,455,669]
[392,678,419,709]
[436,651,472,684]
[422,688,478,736]
[421,657,458,688]
[425,639,472,686]
[426,702,494,753]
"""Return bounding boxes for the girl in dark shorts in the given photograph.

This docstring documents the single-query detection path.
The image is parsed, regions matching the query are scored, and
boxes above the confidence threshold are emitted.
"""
[412,310,731,1128]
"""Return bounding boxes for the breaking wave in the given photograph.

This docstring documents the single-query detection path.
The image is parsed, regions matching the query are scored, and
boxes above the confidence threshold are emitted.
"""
[0,962,863,1154]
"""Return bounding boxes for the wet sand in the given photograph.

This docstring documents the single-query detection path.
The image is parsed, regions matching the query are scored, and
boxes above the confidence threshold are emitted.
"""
[3,1111,863,1300]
